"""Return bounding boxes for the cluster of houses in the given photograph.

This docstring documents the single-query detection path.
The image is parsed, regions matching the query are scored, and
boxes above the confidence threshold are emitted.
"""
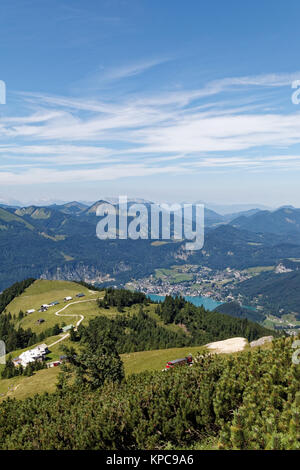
[13,343,49,367]
[12,344,69,368]
[26,300,60,315]
[25,293,85,316]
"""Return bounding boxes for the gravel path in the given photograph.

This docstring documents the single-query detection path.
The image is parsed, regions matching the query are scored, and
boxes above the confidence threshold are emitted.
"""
[47,299,97,348]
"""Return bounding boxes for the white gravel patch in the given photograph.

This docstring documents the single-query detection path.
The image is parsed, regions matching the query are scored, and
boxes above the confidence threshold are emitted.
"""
[205,337,248,354]
[250,336,273,348]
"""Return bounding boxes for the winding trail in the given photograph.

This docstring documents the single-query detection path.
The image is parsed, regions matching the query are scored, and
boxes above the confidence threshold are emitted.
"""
[47,299,97,348]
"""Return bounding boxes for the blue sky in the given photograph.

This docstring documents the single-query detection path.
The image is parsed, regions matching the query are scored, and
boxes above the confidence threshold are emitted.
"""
[1,0,300,206]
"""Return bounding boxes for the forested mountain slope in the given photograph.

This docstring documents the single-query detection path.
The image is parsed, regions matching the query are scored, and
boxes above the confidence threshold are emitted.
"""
[213,301,263,323]
[233,270,300,318]
[230,207,300,239]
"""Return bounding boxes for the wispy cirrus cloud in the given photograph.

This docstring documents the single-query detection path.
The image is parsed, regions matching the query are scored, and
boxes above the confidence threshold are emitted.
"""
[1,69,300,186]
[99,58,170,82]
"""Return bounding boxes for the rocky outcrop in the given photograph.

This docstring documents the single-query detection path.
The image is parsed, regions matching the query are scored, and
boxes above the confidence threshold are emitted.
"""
[250,336,273,348]
[40,263,115,284]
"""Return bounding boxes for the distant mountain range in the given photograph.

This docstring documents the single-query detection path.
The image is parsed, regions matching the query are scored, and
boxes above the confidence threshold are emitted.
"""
[203,207,263,228]
[0,200,300,295]
[230,207,300,241]
[203,202,271,215]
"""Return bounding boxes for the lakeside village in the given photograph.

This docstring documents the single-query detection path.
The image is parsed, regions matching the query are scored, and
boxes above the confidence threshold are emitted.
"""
[125,263,300,333]
[127,265,252,302]
[126,263,292,309]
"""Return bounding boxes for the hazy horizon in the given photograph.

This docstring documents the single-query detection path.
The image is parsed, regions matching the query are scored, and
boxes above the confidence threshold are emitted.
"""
[0,194,287,215]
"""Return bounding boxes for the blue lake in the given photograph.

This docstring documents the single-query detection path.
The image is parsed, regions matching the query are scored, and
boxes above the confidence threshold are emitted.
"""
[148,294,223,311]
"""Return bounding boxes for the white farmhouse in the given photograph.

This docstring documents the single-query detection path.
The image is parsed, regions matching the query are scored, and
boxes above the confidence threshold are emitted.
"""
[26,309,35,314]
[14,343,49,367]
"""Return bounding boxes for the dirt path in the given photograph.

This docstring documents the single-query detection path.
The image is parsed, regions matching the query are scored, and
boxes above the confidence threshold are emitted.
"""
[47,299,97,348]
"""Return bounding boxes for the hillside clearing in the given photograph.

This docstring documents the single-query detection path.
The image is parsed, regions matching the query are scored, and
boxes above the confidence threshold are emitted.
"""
[4,279,102,333]
[0,367,59,401]
[121,344,206,375]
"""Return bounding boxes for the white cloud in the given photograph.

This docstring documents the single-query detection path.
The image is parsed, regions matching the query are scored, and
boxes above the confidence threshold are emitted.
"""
[1,70,300,185]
